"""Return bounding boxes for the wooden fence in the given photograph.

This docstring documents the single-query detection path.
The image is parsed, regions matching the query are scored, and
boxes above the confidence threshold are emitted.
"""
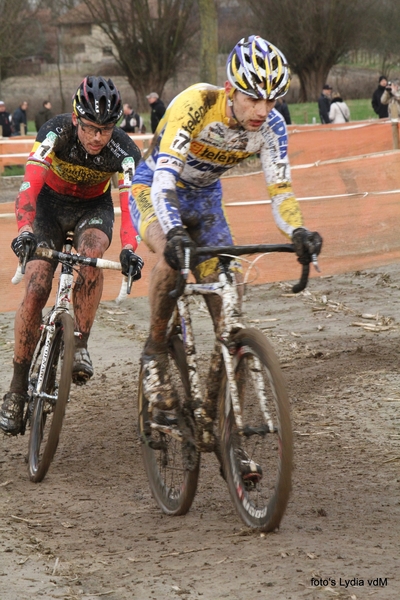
[0,133,154,172]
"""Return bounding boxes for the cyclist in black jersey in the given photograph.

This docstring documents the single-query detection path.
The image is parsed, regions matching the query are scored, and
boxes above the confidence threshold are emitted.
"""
[0,77,144,436]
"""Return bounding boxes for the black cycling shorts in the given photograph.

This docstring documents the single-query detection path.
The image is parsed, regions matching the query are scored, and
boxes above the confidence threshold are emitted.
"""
[33,184,114,253]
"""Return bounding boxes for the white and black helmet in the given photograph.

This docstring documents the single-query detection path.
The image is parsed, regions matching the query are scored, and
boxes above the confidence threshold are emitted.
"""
[72,76,123,124]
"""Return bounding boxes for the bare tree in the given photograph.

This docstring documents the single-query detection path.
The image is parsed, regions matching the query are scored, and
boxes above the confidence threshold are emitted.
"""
[243,0,376,102]
[365,0,400,77]
[38,0,81,113]
[0,0,43,95]
[199,0,218,84]
[217,0,254,54]
[80,0,199,108]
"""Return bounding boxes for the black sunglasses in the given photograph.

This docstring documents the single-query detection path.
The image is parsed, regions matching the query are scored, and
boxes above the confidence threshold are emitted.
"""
[77,117,115,135]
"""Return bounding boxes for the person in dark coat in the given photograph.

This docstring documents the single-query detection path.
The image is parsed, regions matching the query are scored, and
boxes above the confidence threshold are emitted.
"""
[318,84,332,124]
[12,101,28,136]
[146,92,166,133]
[371,76,389,119]
[120,103,146,133]
[274,98,291,124]
[34,101,54,132]
[0,101,12,137]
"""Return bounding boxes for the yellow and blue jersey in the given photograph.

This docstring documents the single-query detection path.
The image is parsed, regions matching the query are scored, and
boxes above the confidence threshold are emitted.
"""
[130,84,303,238]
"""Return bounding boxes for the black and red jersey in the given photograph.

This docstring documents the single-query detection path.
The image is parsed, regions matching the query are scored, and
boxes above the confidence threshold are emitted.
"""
[16,114,142,249]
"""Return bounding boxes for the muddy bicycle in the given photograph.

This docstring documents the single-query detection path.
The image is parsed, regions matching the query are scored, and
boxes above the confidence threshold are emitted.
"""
[138,243,315,532]
[12,233,134,483]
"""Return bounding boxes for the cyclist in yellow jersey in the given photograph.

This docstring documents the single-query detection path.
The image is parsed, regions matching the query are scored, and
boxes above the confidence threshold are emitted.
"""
[129,35,322,410]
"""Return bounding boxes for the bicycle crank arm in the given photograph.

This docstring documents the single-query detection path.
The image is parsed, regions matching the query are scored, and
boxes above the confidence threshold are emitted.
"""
[241,424,276,437]
[150,422,183,442]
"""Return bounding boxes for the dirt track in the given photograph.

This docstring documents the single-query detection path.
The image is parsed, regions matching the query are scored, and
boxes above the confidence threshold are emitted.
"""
[1,120,400,598]
[1,261,400,600]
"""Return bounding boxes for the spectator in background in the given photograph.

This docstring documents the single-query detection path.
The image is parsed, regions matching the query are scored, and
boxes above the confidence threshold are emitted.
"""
[34,100,54,132]
[380,79,400,119]
[119,103,146,133]
[329,92,350,123]
[372,75,389,119]
[146,92,166,133]
[274,97,291,124]
[12,101,28,136]
[318,84,332,124]
[0,101,12,137]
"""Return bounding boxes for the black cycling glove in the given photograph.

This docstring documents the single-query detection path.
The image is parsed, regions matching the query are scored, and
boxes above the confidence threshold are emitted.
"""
[164,226,196,271]
[119,249,144,281]
[292,227,323,265]
[11,231,37,261]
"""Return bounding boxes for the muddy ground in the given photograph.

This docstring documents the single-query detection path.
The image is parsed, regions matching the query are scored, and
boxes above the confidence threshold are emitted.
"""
[1,262,399,600]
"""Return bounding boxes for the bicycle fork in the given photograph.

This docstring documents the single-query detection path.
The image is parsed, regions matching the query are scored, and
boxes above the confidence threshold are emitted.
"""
[34,267,74,402]
[223,347,276,434]
[176,296,215,451]
[24,259,76,429]
[22,323,57,434]
[176,270,247,450]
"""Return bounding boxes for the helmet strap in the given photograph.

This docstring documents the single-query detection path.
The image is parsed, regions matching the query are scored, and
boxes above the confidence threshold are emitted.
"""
[226,87,241,128]
[228,98,244,130]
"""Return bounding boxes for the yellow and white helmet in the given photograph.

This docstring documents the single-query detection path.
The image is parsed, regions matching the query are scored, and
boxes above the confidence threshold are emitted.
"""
[227,35,291,100]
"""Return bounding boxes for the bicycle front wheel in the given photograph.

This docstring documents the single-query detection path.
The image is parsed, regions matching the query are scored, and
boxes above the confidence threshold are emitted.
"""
[28,312,75,482]
[138,335,200,515]
[219,328,293,531]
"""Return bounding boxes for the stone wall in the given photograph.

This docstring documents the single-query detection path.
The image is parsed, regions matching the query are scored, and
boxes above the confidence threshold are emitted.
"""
[0,61,205,116]
[1,55,299,116]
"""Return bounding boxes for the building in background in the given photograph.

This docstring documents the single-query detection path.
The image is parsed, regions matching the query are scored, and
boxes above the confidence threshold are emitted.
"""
[57,4,117,67]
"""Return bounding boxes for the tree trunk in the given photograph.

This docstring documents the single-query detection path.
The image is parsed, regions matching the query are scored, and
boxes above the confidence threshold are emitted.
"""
[56,29,66,113]
[198,0,218,84]
[297,67,331,102]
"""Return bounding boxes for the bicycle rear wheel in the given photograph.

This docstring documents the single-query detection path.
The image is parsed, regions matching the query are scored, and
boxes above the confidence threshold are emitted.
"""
[219,328,293,531]
[138,335,200,515]
[28,312,74,482]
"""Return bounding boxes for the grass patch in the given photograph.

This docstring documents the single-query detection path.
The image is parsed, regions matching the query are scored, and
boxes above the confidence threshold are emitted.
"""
[27,120,36,135]
[288,98,376,124]
[1,165,25,177]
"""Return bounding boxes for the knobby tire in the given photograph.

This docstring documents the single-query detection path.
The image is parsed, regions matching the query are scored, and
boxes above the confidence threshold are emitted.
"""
[138,335,200,515]
[219,328,293,531]
[28,312,74,482]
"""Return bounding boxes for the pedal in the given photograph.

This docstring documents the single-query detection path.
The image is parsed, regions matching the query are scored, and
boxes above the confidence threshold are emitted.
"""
[141,412,183,445]
[150,418,183,442]
[152,412,178,427]
[72,370,91,386]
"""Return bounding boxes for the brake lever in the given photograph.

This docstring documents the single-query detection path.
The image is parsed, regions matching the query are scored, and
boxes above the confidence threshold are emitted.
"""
[311,253,320,273]
[20,239,31,275]
[126,264,134,295]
